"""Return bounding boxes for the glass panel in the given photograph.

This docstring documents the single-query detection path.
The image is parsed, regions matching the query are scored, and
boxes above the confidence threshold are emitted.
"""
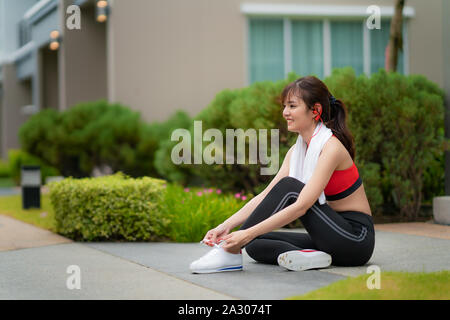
[249,18,284,83]
[291,20,324,78]
[330,21,364,75]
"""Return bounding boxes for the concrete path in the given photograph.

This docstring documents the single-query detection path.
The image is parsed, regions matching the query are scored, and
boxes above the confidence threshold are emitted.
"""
[86,228,450,298]
[86,242,345,300]
[0,215,71,251]
[0,212,449,299]
[0,242,234,300]
[0,214,234,300]
[375,221,450,240]
[0,187,20,197]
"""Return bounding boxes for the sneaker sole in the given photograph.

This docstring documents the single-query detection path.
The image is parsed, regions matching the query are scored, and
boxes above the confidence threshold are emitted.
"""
[191,265,243,274]
[277,251,332,271]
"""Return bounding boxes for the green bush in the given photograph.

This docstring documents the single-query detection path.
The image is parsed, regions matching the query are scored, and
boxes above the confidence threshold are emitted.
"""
[157,68,446,219]
[49,172,168,241]
[0,159,11,178]
[159,183,251,242]
[18,69,447,221]
[152,110,194,184]
[325,68,447,219]
[48,170,250,242]
[19,100,154,179]
[8,149,61,186]
[154,77,299,194]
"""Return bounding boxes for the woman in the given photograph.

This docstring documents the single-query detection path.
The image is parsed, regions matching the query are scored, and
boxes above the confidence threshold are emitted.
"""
[189,76,375,273]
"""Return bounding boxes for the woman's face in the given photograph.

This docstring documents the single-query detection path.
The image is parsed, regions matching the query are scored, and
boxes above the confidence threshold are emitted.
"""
[282,91,314,133]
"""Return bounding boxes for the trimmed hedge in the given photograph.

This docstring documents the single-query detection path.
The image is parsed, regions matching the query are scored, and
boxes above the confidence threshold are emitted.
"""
[49,172,168,241]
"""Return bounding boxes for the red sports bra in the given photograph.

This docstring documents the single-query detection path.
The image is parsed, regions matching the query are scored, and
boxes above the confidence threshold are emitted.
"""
[323,135,362,201]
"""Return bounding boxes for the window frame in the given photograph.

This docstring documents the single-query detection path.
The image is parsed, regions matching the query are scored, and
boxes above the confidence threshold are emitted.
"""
[242,3,413,84]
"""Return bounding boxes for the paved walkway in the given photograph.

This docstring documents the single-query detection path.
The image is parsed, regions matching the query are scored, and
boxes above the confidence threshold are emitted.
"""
[0,215,71,251]
[0,212,449,299]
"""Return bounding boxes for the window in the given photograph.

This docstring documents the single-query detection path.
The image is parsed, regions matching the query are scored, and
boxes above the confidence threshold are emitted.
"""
[18,20,31,47]
[248,18,284,84]
[291,20,324,79]
[247,17,406,84]
[330,21,364,75]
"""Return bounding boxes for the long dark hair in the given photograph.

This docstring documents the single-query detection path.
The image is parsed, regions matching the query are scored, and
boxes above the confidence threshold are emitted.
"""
[279,76,356,160]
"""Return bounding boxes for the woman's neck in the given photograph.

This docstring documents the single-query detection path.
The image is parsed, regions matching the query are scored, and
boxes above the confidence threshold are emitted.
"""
[301,122,319,147]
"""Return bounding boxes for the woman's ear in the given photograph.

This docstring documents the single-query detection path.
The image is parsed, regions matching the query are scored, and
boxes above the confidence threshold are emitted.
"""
[313,103,322,115]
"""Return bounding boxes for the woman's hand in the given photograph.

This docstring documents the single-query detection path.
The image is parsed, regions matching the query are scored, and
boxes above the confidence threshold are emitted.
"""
[220,230,254,252]
[202,223,231,247]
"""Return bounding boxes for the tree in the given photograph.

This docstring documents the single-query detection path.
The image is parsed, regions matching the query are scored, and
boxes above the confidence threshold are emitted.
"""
[386,0,405,72]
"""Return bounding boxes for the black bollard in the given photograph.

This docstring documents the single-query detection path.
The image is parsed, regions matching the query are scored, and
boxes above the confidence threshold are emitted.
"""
[21,165,41,209]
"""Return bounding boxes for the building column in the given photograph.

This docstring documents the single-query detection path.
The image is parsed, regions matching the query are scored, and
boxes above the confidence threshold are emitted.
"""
[0,63,32,158]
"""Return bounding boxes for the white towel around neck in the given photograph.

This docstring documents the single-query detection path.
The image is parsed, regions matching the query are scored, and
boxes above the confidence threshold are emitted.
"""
[288,122,333,204]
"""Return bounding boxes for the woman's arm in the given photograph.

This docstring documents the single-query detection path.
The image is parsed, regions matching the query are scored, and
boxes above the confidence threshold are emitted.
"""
[221,140,341,250]
[245,141,340,238]
[221,145,295,230]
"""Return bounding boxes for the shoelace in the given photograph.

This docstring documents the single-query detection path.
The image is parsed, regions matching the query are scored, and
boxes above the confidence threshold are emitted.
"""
[200,239,226,249]
[199,239,242,256]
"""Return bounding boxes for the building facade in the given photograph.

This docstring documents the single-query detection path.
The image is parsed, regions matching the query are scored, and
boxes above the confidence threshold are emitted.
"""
[0,0,448,160]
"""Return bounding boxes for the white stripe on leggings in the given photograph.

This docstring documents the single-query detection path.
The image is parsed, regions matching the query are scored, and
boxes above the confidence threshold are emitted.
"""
[269,190,367,243]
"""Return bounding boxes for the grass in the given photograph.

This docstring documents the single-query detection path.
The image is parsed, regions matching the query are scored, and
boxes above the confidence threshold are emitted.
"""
[0,193,57,232]
[288,271,450,300]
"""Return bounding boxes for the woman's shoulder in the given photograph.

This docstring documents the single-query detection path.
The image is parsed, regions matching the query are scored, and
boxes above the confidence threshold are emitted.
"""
[322,135,351,168]
[323,135,343,153]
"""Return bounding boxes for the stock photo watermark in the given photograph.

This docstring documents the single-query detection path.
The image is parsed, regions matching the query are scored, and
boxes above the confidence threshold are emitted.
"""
[366,5,381,30]
[170,121,280,175]
[66,265,81,290]
[366,265,381,290]
[66,5,81,30]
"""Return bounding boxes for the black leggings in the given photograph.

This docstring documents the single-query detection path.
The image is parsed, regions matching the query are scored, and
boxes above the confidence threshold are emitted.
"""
[239,176,375,267]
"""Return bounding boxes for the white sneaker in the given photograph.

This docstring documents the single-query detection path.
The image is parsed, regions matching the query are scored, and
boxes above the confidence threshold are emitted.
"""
[190,243,243,274]
[277,249,332,271]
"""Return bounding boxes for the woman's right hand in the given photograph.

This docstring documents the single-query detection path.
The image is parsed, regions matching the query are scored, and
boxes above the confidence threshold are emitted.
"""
[202,223,231,247]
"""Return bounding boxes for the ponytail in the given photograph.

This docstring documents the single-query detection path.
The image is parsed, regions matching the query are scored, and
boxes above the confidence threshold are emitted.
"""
[326,97,356,160]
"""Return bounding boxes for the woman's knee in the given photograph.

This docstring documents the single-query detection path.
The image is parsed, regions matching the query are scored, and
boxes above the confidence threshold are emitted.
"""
[278,176,305,189]
[269,176,305,199]
[244,239,267,262]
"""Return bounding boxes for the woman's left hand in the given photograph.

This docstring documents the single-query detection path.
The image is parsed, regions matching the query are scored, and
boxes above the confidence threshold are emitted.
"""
[220,230,254,252]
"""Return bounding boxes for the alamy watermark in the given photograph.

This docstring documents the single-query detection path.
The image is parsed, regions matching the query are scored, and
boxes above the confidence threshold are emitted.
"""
[66,5,81,30]
[366,265,381,290]
[366,5,381,30]
[171,121,280,175]
[66,265,81,290]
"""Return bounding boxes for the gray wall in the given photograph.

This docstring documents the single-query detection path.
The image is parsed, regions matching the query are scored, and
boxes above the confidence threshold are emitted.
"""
[40,46,59,110]
[59,0,107,110]
[1,64,32,159]
[407,0,444,87]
